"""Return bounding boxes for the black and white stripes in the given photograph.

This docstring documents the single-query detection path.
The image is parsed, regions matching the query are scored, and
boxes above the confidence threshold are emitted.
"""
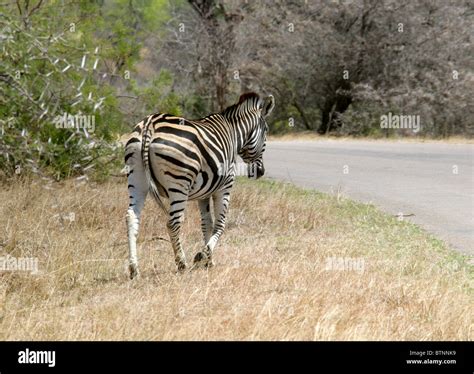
[124,92,274,278]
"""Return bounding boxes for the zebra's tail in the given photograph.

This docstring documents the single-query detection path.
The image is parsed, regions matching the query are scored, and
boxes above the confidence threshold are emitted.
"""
[141,119,166,211]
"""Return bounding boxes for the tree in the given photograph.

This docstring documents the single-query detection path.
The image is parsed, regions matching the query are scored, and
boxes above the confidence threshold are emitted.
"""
[187,0,244,111]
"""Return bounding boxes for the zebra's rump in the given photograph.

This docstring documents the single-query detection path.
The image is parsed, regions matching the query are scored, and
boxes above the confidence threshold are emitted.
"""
[124,113,234,201]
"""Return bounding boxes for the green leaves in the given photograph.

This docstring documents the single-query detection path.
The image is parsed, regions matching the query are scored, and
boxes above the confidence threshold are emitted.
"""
[0,0,180,181]
[0,3,123,179]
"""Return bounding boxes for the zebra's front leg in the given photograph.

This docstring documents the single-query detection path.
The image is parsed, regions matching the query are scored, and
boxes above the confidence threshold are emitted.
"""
[194,189,231,268]
[167,197,188,272]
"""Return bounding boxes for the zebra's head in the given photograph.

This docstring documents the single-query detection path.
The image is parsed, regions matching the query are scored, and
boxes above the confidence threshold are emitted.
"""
[233,93,275,179]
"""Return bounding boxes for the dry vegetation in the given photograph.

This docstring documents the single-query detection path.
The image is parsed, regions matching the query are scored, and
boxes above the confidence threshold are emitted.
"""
[0,177,472,340]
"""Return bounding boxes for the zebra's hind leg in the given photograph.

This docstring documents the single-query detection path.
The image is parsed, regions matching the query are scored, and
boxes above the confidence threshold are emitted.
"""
[166,193,189,272]
[193,198,214,269]
[194,189,231,268]
[198,198,214,244]
[125,141,148,279]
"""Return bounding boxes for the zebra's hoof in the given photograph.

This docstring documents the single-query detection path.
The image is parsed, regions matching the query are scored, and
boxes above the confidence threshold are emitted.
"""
[193,252,206,263]
[193,252,214,269]
[129,264,139,279]
[177,261,187,273]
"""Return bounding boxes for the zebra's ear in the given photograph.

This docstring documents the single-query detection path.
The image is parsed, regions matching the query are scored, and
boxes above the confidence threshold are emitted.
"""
[262,95,275,117]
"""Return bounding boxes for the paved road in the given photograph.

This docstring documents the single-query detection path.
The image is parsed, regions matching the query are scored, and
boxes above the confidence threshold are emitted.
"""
[264,140,474,256]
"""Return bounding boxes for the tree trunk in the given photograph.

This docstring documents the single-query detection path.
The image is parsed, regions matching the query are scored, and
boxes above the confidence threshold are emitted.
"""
[189,0,242,112]
[293,100,312,130]
[318,97,336,134]
[318,85,352,134]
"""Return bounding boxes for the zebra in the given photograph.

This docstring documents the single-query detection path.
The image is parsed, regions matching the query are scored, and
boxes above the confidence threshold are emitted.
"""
[124,92,275,279]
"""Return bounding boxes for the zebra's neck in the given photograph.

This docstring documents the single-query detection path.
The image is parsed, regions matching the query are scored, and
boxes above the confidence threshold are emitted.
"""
[221,108,259,154]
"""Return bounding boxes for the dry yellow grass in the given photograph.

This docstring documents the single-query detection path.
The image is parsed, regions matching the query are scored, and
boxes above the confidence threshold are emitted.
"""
[0,177,472,340]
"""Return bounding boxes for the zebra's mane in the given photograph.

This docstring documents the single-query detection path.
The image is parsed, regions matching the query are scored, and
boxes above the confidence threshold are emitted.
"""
[221,92,261,117]
[238,92,260,104]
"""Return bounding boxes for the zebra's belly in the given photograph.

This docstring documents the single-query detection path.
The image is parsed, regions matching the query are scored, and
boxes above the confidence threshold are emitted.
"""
[188,170,234,200]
